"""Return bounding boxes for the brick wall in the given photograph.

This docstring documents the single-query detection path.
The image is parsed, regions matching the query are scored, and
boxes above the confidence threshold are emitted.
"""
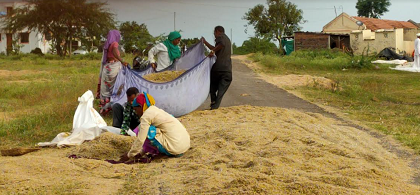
[294,32,330,50]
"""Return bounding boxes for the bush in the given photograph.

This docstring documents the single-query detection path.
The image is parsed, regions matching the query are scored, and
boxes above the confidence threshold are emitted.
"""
[30,48,44,55]
[251,49,375,71]
[234,37,279,55]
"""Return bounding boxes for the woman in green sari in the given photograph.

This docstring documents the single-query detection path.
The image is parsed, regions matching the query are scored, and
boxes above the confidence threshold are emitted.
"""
[148,31,182,71]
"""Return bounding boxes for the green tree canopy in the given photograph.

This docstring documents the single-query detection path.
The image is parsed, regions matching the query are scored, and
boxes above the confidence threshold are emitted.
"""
[119,21,153,54]
[181,38,200,48]
[356,0,391,18]
[234,37,278,55]
[243,0,304,47]
[3,0,116,56]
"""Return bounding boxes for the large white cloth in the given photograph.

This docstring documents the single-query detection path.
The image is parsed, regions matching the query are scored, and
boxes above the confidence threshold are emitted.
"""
[414,38,420,69]
[37,90,134,147]
[415,55,420,69]
[372,59,408,65]
[148,43,172,71]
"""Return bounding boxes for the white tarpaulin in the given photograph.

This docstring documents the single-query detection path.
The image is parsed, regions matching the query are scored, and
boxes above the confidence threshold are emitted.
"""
[372,59,408,65]
[38,90,133,147]
[389,62,420,72]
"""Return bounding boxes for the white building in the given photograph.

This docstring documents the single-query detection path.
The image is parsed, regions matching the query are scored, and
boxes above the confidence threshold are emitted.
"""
[0,1,52,54]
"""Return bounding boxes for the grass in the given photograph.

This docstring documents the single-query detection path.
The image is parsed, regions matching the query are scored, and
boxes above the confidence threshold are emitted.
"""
[0,53,134,148]
[250,50,420,153]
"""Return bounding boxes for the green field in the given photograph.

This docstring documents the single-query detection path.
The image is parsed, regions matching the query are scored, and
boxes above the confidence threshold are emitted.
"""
[0,53,124,148]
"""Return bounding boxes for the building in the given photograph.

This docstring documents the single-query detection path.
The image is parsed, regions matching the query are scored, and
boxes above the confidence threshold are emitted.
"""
[323,13,419,55]
[294,32,350,52]
[0,1,52,54]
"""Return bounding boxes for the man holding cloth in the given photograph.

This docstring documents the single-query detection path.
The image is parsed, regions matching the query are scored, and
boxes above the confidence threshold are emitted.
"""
[201,26,232,110]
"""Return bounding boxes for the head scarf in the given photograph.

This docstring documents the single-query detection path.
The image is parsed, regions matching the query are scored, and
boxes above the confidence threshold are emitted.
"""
[132,92,156,112]
[163,31,181,62]
[102,30,121,65]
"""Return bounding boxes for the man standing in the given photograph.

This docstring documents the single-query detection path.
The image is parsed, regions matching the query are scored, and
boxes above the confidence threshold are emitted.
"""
[414,33,420,69]
[201,26,232,110]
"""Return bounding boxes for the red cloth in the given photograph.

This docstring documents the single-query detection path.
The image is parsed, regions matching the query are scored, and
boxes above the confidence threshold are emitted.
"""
[134,94,146,106]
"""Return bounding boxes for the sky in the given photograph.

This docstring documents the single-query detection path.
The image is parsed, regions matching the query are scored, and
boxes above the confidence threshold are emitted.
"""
[4,0,420,46]
[99,0,419,46]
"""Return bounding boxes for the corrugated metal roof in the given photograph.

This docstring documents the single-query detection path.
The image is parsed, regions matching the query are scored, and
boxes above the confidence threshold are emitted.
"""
[353,16,418,30]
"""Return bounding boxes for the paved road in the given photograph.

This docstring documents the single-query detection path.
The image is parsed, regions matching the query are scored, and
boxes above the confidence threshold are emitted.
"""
[199,57,329,115]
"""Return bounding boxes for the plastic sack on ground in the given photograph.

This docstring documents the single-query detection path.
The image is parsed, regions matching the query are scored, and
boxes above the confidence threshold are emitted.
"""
[38,90,132,147]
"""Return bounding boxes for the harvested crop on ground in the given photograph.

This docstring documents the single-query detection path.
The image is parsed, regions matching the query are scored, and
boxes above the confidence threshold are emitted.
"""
[142,70,186,83]
[69,132,136,161]
[0,148,134,195]
[123,106,419,194]
[0,106,418,194]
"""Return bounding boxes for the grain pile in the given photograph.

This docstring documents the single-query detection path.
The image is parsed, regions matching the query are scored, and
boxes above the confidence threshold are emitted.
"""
[0,106,419,194]
[69,132,136,161]
[142,70,186,83]
[124,106,419,194]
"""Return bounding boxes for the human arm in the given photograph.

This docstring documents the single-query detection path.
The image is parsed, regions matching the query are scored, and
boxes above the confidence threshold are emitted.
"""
[119,104,132,135]
[127,112,153,158]
[112,44,128,66]
[148,45,159,70]
[201,37,224,57]
[201,37,215,50]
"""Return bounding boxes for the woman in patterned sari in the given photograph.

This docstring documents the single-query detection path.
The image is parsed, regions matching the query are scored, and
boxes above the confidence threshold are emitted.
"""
[98,30,128,114]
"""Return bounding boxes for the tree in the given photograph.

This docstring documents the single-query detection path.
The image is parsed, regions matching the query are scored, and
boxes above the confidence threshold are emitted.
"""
[356,0,391,18]
[3,0,116,56]
[119,21,153,54]
[181,38,200,48]
[234,37,278,55]
[243,0,304,47]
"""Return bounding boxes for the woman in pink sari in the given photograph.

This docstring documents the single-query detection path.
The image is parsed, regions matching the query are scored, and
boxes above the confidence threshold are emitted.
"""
[97,30,128,114]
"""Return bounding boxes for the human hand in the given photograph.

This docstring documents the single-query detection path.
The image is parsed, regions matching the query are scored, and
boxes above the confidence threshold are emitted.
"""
[119,153,130,162]
[122,61,128,66]
[208,50,215,57]
[200,37,206,42]
[151,63,157,71]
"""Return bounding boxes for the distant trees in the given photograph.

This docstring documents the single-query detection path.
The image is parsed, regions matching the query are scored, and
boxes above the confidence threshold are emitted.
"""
[119,21,153,54]
[181,38,200,48]
[243,0,304,47]
[356,0,391,18]
[3,0,116,56]
[234,37,278,55]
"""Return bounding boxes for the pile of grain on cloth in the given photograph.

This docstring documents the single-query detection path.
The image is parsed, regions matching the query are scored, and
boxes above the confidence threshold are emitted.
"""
[69,132,136,161]
[142,70,186,83]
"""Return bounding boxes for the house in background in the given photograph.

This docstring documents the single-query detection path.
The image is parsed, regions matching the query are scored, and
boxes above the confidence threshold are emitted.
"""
[0,1,52,54]
[323,13,419,55]
[294,32,350,52]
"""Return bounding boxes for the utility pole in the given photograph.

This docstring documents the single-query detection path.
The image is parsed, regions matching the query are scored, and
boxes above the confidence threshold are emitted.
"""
[174,12,176,31]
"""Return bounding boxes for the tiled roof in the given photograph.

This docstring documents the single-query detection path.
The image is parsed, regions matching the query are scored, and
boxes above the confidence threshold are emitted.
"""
[353,16,418,30]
